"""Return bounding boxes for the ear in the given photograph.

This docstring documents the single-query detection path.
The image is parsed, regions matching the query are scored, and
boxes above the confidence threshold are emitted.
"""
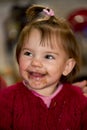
[63,58,76,76]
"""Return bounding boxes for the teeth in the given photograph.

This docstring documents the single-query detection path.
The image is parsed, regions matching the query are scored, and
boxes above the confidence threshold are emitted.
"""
[30,72,44,77]
[35,77,40,80]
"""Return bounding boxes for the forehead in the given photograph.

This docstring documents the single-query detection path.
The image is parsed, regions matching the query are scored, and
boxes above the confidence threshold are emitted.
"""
[24,27,63,50]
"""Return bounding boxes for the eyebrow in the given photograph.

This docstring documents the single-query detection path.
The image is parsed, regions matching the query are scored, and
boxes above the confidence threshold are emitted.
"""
[22,48,32,51]
[45,51,59,55]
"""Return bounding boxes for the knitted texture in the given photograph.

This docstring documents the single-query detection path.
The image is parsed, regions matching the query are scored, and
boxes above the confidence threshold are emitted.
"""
[0,82,87,130]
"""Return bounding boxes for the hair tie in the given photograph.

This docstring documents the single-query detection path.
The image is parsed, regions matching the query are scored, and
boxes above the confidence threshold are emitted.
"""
[43,8,54,16]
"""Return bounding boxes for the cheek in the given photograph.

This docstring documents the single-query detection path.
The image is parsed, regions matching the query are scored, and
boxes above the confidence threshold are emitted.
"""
[48,62,66,75]
[47,64,59,74]
[18,58,27,71]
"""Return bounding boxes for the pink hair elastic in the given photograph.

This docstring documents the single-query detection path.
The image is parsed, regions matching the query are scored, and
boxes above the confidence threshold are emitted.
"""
[43,8,54,16]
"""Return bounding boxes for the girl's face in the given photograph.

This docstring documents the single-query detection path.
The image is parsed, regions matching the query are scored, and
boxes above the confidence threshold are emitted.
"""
[19,28,75,96]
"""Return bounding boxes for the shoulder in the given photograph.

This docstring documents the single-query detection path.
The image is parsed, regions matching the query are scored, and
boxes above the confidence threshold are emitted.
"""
[63,83,84,96]
[0,81,22,92]
[63,83,87,106]
[0,82,25,102]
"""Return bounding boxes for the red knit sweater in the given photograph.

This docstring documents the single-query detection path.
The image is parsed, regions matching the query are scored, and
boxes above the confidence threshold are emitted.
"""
[0,82,87,130]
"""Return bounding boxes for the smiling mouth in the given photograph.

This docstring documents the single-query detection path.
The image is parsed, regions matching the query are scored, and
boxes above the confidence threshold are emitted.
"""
[29,72,46,79]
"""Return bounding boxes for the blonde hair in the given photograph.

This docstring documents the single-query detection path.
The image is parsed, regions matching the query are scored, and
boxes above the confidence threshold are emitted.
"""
[16,4,81,83]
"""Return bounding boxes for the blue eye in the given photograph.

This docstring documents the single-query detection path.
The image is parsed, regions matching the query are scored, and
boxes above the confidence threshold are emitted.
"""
[24,51,33,56]
[45,55,55,60]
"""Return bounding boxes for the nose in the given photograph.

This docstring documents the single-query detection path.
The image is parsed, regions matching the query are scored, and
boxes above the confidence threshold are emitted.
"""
[31,58,43,68]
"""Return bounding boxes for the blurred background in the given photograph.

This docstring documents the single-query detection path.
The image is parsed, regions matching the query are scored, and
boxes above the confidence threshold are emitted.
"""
[0,0,87,85]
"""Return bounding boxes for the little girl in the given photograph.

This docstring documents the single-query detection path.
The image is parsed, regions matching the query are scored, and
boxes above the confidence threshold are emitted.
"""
[0,4,87,130]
